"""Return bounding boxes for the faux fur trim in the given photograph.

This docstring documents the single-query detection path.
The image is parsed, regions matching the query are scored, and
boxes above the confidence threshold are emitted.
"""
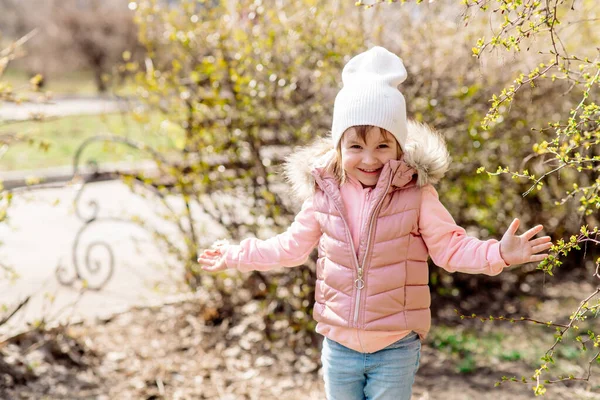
[403,121,451,188]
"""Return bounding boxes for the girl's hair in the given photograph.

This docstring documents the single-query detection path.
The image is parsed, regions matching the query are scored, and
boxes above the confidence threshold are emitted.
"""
[325,125,403,184]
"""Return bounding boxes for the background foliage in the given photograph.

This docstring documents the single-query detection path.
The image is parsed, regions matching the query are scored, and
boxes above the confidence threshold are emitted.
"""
[1,0,598,395]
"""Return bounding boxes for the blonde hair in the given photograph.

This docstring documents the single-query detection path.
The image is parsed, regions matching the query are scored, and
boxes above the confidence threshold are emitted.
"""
[325,125,403,184]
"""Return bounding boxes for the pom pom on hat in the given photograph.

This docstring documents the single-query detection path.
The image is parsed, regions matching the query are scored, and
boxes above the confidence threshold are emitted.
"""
[331,46,408,150]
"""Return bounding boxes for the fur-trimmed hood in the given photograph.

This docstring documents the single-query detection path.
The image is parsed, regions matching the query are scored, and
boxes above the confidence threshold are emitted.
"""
[283,120,451,202]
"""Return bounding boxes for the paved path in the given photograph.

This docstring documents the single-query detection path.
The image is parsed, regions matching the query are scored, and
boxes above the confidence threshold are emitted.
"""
[0,180,227,339]
[0,96,129,121]
[0,96,225,339]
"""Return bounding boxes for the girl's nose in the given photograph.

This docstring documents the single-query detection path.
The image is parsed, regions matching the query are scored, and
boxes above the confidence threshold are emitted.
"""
[363,153,377,164]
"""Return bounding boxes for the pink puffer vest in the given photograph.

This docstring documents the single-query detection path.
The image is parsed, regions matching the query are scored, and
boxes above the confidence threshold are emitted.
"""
[311,159,431,338]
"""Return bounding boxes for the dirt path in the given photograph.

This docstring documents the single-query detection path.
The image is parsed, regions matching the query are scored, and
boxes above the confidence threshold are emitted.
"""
[2,290,599,400]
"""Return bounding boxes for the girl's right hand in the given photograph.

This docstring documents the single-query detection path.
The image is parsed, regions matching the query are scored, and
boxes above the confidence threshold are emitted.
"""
[197,248,228,272]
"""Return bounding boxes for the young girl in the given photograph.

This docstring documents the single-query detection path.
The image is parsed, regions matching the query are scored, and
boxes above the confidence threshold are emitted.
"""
[197,46,552,400]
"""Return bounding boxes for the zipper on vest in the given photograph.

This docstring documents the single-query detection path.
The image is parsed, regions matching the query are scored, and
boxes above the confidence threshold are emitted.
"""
[352,174,394,326]
[352,189,370,326]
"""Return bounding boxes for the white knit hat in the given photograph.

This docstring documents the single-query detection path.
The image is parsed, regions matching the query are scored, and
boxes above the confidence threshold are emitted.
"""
[331,46,408,150]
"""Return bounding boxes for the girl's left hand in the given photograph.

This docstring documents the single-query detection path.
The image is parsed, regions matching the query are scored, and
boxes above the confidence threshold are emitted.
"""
[499,218,552,266]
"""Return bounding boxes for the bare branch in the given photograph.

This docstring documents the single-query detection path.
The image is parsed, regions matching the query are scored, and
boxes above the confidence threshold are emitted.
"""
[0,296,31,327]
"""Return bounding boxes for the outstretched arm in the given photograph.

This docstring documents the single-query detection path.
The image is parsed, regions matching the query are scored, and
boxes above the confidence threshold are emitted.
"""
[198,197,322,273]
[419,185,551,275]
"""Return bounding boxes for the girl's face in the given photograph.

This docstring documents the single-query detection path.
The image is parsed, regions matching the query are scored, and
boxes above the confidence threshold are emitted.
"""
[340,126,400,188]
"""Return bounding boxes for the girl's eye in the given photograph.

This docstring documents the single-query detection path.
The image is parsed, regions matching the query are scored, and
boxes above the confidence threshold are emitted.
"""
[378,144,389,148]
[350,145,362,149]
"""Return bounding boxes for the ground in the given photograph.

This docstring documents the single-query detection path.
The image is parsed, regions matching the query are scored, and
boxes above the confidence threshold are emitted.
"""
[1,284,600,400]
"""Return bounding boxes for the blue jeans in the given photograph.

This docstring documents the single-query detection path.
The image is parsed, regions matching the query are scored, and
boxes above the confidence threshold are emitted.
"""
[321,331,421,400]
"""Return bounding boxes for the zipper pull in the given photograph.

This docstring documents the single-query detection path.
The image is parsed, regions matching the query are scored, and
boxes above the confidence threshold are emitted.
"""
[355,269,365,289]
[354,269,365,327]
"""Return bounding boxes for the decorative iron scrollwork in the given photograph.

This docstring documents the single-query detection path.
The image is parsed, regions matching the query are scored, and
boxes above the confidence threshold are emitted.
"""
[55,135,170,291]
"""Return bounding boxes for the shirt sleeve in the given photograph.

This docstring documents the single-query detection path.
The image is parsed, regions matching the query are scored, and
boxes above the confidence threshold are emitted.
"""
[418,184,509,276]
[224,197,323,272]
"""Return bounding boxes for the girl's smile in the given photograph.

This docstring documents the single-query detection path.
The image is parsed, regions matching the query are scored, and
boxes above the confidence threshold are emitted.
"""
[358,167,382,174]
